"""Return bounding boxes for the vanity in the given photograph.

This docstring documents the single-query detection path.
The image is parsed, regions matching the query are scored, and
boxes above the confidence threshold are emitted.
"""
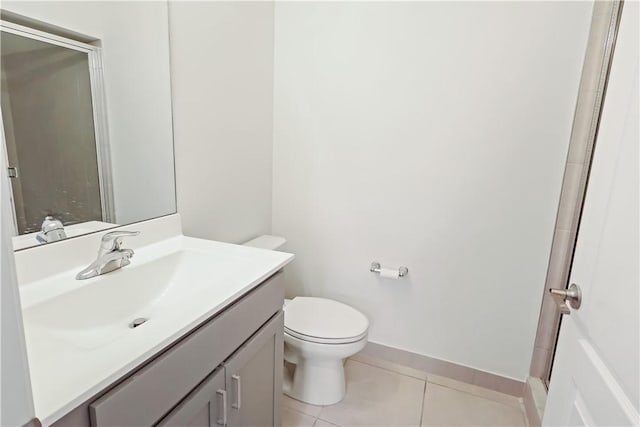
[60,274,284,427]
[14,215,294,427]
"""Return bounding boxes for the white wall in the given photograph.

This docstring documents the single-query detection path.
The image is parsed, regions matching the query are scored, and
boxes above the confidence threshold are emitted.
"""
[272,2,592,380]
[2,1,176,226]
[1,131,34,426]
[170,1,274,244]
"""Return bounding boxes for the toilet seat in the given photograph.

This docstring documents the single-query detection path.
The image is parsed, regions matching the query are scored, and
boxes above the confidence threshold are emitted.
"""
[284,327,367,344]
[284,297,369,344]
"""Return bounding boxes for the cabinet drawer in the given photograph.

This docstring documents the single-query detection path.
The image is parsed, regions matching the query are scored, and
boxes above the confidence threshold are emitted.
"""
[90,272,284,427]
[222,272,284,354]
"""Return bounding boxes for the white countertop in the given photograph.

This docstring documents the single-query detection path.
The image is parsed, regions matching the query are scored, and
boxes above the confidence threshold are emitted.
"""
[18,230,293,426]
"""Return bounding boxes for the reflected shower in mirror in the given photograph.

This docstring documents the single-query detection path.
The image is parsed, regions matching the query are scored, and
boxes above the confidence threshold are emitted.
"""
[0,1,176,251]
[1,30,113,242]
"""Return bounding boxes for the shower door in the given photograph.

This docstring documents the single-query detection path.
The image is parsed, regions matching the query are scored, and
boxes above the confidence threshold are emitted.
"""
[0,21,113,235]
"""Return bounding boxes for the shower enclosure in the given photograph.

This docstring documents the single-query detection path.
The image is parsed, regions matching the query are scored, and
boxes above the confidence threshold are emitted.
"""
[0,20,113,236]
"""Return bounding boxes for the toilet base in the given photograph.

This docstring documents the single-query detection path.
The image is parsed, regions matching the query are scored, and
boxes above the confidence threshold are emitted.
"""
[284,358,346,406]
[283,333,367,406]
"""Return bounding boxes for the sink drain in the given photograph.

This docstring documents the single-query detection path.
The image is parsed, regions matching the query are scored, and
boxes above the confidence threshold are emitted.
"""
[130,317,148,328]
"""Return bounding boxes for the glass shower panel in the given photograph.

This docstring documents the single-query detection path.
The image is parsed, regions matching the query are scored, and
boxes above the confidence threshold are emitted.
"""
[1,31,102,234]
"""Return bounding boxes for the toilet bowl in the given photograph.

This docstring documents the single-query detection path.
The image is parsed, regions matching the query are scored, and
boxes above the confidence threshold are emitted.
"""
[243,235,369,406]
[283,297,368,405]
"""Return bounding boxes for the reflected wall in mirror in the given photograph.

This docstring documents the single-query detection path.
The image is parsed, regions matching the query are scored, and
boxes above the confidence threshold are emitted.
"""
[0,1,176,251]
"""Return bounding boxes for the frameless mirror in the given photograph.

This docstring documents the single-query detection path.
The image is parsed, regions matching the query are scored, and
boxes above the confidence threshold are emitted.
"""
[0,2,176,250]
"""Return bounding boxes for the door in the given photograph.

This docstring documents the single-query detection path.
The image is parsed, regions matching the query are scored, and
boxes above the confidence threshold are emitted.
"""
[224,312,284,427]
[543,2,639,426]
[156,367,226,427]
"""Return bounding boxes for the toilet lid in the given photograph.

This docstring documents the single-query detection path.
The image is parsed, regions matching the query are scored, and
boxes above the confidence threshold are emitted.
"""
[284,297,369,344]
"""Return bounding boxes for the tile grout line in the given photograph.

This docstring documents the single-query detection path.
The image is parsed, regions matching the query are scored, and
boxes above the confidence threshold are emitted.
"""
[283,403,338,427]
[354,355,522,410]
[349,357,427,381]
[282,399,323,420]
[315,417,340,427]
[352,357,521,407]
[426,380,523,410]
[419,378,428,426]
[348,358,518,414]
[348,358,430,426]
[519,399,530,427]
[286,356,526,426]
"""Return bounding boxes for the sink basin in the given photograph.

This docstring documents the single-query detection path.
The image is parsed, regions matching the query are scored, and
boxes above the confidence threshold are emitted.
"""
[18,233,293,425]
[23,248,236,349]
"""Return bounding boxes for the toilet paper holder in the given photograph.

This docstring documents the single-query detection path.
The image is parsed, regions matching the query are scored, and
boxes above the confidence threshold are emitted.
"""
[370,261,408,278]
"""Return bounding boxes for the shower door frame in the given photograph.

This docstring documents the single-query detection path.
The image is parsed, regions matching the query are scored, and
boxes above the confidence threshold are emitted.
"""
[0,20,115,233]
[530,0,624,388]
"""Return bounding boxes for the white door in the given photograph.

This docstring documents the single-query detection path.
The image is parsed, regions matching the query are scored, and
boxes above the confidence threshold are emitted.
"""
[542,2,639,426]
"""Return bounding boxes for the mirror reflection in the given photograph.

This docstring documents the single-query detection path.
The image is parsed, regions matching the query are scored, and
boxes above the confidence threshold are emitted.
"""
[2,30,113,239]
[0,7,176,251]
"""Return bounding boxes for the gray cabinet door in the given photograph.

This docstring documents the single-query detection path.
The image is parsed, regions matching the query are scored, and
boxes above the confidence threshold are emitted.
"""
[224,312,284,427]
[156,367,226,427]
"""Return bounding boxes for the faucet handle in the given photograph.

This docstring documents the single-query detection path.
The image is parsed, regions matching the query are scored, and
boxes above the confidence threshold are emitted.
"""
[100,230,140,252]
[38,216,67,243]
[41,215,64,232]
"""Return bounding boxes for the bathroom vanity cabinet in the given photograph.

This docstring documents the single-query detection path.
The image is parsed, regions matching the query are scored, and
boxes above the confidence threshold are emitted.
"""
[50,272,284,427]
[155,313,282,427]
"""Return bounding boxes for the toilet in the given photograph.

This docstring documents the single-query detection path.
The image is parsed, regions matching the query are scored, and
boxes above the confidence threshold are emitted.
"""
[243,235,369,406]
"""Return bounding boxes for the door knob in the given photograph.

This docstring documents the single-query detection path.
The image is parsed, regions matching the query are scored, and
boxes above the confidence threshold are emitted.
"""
[549,283,582,315]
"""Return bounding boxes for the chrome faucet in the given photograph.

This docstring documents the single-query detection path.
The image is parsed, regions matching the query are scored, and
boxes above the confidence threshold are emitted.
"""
[37,216,67,243]
[76,230,140,280]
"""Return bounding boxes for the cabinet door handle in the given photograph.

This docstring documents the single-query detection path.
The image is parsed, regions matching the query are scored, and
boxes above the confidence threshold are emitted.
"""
[231,374,242,410]
[216,389,227,426]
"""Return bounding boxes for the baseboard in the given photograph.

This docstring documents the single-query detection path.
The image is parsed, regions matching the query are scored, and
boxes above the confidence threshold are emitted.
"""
[360,342,525,397]
[523,376,547,426]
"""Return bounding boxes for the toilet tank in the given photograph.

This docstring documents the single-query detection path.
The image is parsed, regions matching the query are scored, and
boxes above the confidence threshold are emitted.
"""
[242,235,286,251]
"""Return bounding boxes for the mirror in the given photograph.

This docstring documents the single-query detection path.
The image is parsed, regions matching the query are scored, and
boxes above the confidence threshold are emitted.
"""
[0,2,176,250]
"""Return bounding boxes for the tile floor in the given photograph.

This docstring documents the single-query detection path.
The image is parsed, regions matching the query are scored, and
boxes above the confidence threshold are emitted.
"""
[282,353,527,427]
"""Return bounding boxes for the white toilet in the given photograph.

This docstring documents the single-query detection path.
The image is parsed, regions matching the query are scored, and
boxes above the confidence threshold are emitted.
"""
[243,235,369,406]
